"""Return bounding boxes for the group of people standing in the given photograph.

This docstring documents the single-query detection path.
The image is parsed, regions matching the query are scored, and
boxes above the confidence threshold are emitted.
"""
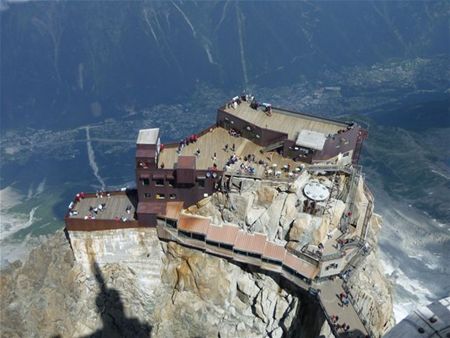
[177,134,198,154]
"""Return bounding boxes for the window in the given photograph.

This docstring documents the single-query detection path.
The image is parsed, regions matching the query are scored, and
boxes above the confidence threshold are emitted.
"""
[168,179,175,187]
[156,193,165,200]
[169,193,176,200]
[197,178,205,188]
[179,230,191,238]
[154,178,164,186]
[144,193,151,198]
[206,240,219,247]
[166,219,177,228]
[234,249,247,256]
[191,233,205,241]
[141,178,150,186]
[262,258,282,266]
[138,161,149,169]
[220,243,233,251]
[247,252,262,259]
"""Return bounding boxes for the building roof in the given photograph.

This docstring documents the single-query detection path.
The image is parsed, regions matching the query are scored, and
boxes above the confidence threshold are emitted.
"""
[206,224,240,245]
[137,128,159,145]
[177,214,210,234]
[234,231,267,254]
[303,181,330,201]
[176,156,196,170]
[383,297,450,338]
[164,201,184,219]
[283,252,318,279]
[222,101,347,141]
[69,191,137,221]
[295,130,327,151]
[263,241,286,262]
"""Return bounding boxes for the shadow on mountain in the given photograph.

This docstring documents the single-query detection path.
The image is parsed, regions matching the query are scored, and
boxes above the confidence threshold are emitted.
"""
[81,262,152,338]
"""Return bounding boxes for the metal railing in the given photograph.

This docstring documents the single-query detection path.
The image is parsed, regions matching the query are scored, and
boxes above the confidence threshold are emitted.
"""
[287,246,321,266]
[342,282,377,338]
[306,165,353,175]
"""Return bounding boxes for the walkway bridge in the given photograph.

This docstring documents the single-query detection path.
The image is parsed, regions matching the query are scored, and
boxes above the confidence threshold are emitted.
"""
[155,203,375,337]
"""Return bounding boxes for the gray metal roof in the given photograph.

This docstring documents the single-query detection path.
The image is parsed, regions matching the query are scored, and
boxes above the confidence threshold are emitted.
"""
[295,129,327,150]
[383,297,450,338]
[137,128,159,145]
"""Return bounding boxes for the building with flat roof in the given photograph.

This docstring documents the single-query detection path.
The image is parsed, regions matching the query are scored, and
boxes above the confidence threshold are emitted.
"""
[64,96,376,338]
[383,297,450,338]
[66,96,367,229]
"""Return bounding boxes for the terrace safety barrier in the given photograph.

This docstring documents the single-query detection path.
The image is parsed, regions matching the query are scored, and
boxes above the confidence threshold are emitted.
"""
[157,218,374,337]
[155,216,319,284]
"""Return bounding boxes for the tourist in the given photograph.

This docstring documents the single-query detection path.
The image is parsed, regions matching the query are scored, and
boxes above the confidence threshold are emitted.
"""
[231,143,235,151]
[224,144,228,151]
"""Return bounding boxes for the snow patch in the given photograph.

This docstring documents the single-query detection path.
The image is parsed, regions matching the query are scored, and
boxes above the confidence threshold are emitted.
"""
[0,187,40,267]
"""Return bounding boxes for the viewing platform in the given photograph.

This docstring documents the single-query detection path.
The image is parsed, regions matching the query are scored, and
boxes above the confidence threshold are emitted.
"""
[155,202,371,337]
[64,96,374,337]
[222,100,348,141]
[65,190,140,231]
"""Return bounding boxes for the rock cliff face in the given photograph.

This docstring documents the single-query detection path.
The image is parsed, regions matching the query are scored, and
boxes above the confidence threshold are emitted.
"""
[1,174,394,337]
[346,214,396,337]
[0,229,309,338]
[187,173,346,249]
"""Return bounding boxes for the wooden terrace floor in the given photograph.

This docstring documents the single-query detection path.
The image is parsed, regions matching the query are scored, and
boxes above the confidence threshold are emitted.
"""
[159,126,301,177]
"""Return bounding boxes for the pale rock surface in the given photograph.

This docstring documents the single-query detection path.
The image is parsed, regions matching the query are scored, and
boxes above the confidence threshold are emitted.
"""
[1,229,303,338]
[255,185,278,208]
[253,192,287,240]
[279,193,298,235]
[346,215,395,337]
[353,176,369,231]
[0,173,394,337]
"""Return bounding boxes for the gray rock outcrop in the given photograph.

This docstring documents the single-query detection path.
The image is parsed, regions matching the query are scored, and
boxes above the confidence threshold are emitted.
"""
[0,229,304,338]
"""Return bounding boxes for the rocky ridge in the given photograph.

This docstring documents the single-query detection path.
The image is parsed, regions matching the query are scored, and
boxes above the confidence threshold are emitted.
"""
[1,228,305,338]
[1,173,393,337]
